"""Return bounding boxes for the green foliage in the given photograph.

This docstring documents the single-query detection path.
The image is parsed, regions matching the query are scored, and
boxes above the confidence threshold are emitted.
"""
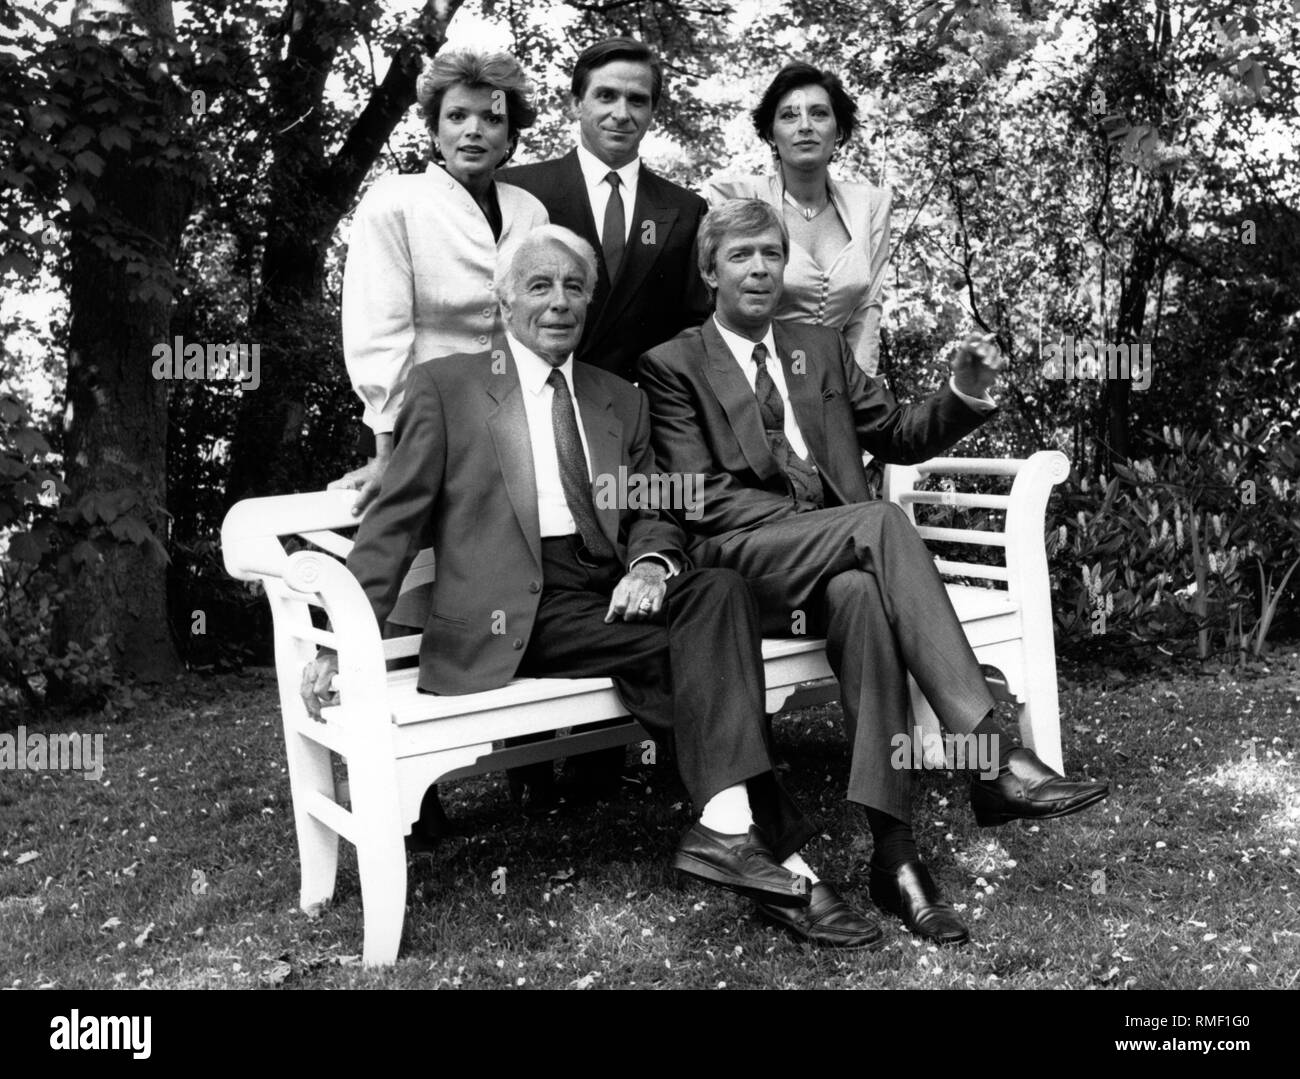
[4,0,1299,700]
[0,387,120,712]
[1048,423,1300,660]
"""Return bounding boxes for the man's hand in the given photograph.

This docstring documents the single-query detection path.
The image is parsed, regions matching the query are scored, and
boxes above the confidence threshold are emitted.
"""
[605,560,668,623]
[300,653,340,721]
[328,433,393,516]
[949,331,1006,400]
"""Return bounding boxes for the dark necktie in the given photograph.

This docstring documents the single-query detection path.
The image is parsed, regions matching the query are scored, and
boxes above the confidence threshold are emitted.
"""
[547,367,614,561]
[752,342,784,432]
[602,172,626,282]
[751,343,824,510]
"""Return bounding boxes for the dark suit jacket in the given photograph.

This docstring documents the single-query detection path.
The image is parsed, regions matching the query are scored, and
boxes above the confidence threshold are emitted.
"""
[347,337,687,694]
[636,319,992,545]
[500,151,711,382]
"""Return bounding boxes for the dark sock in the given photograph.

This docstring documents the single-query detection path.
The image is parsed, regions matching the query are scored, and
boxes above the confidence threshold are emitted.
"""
[972,709,1018,769]
[865,807,919,871]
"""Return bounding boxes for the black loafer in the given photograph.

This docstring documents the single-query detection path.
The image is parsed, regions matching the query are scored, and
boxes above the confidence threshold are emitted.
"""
[757,882,884,948]
[869,859,970,946]
[970,748,1109,826]
[674,823,810,906]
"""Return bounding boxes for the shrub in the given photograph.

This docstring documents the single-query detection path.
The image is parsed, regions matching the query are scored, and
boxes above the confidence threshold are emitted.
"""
[1048,422,1300,661]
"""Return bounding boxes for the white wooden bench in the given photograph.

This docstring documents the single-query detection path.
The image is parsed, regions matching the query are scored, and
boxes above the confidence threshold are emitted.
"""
[220,450,1068,966]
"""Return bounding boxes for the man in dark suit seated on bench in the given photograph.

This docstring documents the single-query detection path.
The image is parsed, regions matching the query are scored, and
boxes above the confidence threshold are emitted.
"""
[299,225,891,948]
[638,198,1110,946]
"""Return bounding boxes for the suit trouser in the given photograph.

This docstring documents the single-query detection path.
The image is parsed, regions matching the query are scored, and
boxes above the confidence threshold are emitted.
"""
[693,501,995,822]
[515,536,815,861]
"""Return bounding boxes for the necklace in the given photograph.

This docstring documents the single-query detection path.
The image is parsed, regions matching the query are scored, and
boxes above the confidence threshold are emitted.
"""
[782,187,830,221]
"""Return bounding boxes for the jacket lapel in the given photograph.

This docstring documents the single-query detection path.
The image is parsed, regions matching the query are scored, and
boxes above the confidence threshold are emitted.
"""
[484,339,542,568]
[551,150,602,244]
[573,366,623,551]
[702,319,782,483]
[774,322,830,471]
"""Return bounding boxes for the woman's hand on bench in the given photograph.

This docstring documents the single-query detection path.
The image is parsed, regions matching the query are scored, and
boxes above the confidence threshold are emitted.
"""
[301,653,341,721]
[328,433,393,516]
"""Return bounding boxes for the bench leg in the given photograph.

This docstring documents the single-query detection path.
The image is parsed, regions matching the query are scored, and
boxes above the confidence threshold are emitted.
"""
[285,731,339,912]
[356,832,408,968]
[351,759,409,968]
[1017,685,1064,775]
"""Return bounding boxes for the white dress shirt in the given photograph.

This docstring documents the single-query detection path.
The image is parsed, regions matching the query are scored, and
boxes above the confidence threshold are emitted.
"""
[576,144,639,246]
[510,334,675,576]
[713,319,813,459]
[509,333,592,539]
[713,316,997,459]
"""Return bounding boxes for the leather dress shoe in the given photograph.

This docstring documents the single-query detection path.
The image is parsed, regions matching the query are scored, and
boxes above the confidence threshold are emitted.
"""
[674,823,810,907]
[757,882,884,949]
[970,748,1109,826]
[869,859,970,946]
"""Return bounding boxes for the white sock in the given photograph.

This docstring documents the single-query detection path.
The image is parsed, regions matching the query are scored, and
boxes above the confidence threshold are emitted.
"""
[782,853,820,884]
[699,783,754,835]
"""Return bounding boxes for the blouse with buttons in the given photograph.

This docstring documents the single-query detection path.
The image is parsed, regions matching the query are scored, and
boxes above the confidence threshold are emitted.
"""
[342,163,549,434]
[704,172,891,377]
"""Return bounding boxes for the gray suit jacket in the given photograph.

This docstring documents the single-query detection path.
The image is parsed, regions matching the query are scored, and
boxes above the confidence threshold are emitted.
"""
[348,337,686,694]
[637,318,991,544]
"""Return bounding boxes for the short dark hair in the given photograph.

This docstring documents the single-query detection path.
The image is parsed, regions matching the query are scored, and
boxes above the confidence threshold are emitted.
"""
[697,199,789,277]
[418,48,538,165]
[752,62,858,151]
[571,37,664,110]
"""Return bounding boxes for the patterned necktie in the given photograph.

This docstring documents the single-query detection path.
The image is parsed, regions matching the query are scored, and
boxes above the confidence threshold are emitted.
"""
[547,367,614,561]
[602,172,626,282]
[751,343,824,510]
[752,343,784,432]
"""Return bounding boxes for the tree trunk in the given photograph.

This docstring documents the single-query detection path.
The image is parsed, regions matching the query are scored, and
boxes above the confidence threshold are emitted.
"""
[55,0,192,689]
[224,0,458,504]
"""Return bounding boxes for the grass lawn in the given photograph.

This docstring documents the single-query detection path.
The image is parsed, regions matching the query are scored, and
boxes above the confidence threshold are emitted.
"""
[2,647,1298,990]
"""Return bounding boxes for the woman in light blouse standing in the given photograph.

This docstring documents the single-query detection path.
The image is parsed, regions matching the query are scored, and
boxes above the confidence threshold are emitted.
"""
[705,62,890,377]
[332,47,549,508]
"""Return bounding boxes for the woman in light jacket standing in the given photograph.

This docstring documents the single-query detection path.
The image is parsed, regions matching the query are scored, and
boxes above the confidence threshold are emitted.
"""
[705,62,890,377]
[329,49,548,844]
[333,47,548,507]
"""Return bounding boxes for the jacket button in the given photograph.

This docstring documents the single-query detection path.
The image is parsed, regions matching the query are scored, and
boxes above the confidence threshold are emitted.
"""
[529,581,541,593]
[478,335,488,344]
[512,638,524,650]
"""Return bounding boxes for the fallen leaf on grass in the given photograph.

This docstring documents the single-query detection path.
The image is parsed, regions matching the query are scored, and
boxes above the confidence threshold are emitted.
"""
[100,916,122,931]
[15,851,39,865]
[133,922,154,948]
[260,960,292,987]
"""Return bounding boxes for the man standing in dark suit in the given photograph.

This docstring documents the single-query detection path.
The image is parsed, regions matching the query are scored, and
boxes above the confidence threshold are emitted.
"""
[638,198,1109,946]
[501,37,712,801]
[500,37,710,384]
[301,226,889,947]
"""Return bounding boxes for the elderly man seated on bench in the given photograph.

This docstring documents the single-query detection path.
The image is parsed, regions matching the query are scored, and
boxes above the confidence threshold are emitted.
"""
[300,224,897,949]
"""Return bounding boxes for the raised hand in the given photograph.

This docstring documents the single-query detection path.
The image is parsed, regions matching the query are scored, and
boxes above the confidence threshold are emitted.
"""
[949,331,1006,400]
